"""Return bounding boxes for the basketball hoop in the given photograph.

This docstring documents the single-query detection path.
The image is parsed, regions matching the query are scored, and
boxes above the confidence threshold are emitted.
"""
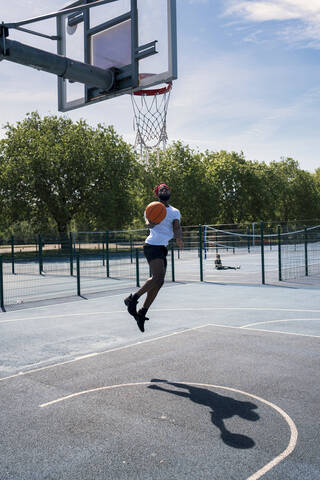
[131,80,172,159]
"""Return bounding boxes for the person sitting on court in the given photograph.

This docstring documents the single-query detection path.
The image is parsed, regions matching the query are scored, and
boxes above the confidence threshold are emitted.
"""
[215,254,240,270]
[124,184,184,333]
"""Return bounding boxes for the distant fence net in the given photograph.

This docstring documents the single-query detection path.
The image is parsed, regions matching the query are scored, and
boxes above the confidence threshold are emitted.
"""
[280,225,320,280]
[204,223,320,283]
[203,223,275,284]
[0,222,319,311]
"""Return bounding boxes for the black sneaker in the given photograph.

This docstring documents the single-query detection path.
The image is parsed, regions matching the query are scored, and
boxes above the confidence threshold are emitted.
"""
[135,309,149,333]
[124,294,138,317]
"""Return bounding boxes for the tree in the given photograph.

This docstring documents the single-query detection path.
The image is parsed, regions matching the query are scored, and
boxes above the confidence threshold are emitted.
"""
[141,142,218,225]
[313,168,320,195]
[203,151,263,224]
[73,123,140,231]
[0,112,138,246]
[266,158,320,223]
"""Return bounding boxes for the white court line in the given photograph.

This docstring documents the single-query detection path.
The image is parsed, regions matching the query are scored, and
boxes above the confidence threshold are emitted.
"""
[242,318,320,328]
[207,323,320,339]
[1,305,320,325]
[155,307,320,313]
[0,310,122,324]
[243,328,320,339]
[1,319,320,383]
[0,282,192,317]
[39,381,298,480]
[0,324,212,382]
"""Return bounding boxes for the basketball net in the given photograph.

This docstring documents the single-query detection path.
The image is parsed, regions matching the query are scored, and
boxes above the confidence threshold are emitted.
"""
[131,82,172,160]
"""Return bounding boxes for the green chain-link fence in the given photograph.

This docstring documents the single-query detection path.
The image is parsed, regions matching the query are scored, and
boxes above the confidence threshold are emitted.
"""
[0,222,319,311]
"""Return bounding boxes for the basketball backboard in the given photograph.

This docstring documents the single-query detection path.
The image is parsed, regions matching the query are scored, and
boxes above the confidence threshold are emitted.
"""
[58,0,177,112]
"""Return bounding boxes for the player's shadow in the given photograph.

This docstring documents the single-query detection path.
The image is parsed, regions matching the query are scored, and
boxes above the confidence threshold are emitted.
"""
[148,379,259,449]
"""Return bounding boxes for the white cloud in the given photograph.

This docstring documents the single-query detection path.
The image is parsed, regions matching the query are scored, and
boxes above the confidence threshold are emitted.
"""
[166,51,320,170]
[226,1,320,21]
[224,1,320,48]
[226,2,299,21]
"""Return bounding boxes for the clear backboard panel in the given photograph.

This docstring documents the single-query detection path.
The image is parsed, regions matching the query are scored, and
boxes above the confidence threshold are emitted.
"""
[58,0,177,111]
[135,0,177,89]
[91,19,131,70]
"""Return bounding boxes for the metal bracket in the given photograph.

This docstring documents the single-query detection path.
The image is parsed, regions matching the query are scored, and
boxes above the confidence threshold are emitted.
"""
[0,24,8,37]
[136,41,158,61]
[0,23,8,56]
[15,26,59,41]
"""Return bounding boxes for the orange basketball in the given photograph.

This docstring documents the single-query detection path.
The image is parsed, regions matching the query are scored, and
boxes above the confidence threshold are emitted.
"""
[145,201,167,224]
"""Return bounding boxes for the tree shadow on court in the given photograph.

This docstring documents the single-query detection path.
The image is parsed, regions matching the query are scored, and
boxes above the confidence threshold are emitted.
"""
[148,379,259,449]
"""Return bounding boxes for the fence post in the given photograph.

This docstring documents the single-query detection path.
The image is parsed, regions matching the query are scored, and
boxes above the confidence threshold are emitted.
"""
[136,249,140,287]
[76,254,81,296]
[38,234,43,275]
[171,244,175,282]
[69,233,74,276]
[203,225,207,259]
[130,235,133,264]
[304,226,308,277]
[11,235,15,274]
[278,225,282,281]
[199,224,203,282]
[0,256,4,311]
[260,221,265,285]
[252,222,256,248]
[105,231,110,278]
[247,227,250,253]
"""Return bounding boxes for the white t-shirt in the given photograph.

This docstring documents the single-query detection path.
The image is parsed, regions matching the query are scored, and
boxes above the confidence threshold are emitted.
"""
[145,205,181,246]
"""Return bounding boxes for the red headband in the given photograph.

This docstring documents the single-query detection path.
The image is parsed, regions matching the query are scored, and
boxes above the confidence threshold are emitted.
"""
[154,183,170,196]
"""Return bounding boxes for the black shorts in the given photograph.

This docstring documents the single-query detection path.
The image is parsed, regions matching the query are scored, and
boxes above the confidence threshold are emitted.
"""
[143,244,168,268]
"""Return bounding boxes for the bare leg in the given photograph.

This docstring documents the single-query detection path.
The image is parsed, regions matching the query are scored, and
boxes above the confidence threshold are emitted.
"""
[135,258,166,310]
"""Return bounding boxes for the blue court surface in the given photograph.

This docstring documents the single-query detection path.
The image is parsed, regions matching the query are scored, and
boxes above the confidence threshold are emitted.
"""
[1,279,320,479]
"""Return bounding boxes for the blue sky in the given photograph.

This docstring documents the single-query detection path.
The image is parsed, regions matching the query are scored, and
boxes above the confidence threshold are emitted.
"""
[1,0,320,172]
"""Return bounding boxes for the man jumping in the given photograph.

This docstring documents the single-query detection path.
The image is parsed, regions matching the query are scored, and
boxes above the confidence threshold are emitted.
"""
[124,184,183,332]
